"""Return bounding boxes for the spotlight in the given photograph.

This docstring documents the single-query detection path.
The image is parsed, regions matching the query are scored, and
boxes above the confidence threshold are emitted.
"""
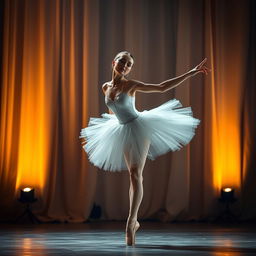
[15,187,39,224]
[19,187,37,203]
[220,187,235,202]
[216,187,238,222]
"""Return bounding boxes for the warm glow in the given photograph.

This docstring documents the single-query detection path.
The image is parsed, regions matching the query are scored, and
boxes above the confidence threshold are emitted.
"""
[23,187,32,192]
[0,0,248,220]
[204,0,248,194]
[15,2,49,192]
[223,188,232,193]
[22,238,32,250]
[1,1,90,201]
[208,18,244,192]
[212,112,241,190]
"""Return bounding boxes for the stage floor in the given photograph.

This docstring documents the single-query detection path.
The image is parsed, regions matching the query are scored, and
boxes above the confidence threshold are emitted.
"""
[0,221,256,256]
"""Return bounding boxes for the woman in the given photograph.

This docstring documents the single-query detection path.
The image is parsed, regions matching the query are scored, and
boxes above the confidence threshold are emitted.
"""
[79,51,210,246]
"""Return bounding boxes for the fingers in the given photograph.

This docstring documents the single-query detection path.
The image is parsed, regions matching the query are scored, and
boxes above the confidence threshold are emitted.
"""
[196,66,211,75]
[194,58,211,75]
[200,58,211,75]
[201,66,211,75]
[198,58,207,67]
[200,68,207,75]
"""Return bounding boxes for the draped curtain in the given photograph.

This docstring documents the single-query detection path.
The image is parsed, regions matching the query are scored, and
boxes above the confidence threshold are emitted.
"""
[0,0,255,222]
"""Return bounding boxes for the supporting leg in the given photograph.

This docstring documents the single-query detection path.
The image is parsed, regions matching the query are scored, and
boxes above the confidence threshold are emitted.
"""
[124,140,150,246]
[127,168,143,221]
[125,167,143,246]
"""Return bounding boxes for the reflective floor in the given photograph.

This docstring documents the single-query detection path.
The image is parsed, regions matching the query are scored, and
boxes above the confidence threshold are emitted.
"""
[0,221,256,255]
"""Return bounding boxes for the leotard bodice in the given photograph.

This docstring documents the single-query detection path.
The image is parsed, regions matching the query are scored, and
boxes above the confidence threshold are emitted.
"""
[105,92,139,124]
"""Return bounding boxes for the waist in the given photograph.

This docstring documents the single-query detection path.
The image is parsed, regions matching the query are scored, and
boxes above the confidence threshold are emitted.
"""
[119,114,139,124]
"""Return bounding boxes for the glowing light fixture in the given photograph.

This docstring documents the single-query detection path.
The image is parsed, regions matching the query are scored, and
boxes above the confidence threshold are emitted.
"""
[19,187,37,203]
[16,187,39,223]
[23,187,32,192]
[223,188,232,193]
[220,187,235,202]
[217,187,238,222]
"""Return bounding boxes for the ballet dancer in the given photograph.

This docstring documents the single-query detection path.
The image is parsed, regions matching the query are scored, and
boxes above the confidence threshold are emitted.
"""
[80,51,210,246]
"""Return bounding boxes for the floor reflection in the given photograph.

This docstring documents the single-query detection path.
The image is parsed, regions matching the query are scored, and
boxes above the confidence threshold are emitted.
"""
[0,222,255,256]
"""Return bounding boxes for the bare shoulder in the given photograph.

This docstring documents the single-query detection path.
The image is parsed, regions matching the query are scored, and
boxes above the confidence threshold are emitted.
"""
[102,82,111,94]
[126,79,146,95]
[126,79,144,95]
[129,79,143,86]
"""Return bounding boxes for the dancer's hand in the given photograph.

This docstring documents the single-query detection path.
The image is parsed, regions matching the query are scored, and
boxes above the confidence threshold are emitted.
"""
[190,58,211,75]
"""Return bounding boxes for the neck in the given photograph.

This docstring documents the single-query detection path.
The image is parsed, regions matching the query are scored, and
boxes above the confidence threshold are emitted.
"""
[111,71,125,86]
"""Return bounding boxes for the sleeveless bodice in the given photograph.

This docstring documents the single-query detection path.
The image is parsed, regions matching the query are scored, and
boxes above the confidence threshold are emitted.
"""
[105,92,139,124]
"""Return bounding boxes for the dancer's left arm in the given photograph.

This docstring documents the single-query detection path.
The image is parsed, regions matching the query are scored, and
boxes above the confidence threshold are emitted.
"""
[132,58,211,93]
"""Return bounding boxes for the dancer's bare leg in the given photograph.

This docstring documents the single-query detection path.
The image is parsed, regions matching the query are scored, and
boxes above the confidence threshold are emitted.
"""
[124,140,150,246]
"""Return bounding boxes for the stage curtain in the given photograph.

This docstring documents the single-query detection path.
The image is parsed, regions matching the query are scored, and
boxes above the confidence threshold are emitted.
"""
[0,0,254,222]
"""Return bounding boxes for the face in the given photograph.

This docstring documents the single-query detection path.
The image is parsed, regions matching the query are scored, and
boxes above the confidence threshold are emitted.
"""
[112,54,134,76]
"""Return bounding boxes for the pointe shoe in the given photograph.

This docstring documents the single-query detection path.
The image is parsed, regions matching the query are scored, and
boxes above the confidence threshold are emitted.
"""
[126,220,140,246]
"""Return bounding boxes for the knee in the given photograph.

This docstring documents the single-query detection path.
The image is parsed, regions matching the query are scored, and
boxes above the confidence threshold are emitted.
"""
[129,166,143,183]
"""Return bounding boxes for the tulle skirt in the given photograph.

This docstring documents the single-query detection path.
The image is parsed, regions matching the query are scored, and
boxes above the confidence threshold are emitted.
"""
[79,99,200,171]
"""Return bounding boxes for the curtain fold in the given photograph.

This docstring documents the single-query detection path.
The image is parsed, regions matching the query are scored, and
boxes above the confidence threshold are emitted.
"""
[0,0,255,222]
[241,0,256,220]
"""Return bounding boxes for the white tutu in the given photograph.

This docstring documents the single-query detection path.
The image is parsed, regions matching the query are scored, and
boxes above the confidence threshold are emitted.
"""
[79,95,200,171]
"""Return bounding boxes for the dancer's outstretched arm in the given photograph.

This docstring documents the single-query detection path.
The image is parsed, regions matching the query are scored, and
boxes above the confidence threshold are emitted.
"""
[132,58,211,93]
